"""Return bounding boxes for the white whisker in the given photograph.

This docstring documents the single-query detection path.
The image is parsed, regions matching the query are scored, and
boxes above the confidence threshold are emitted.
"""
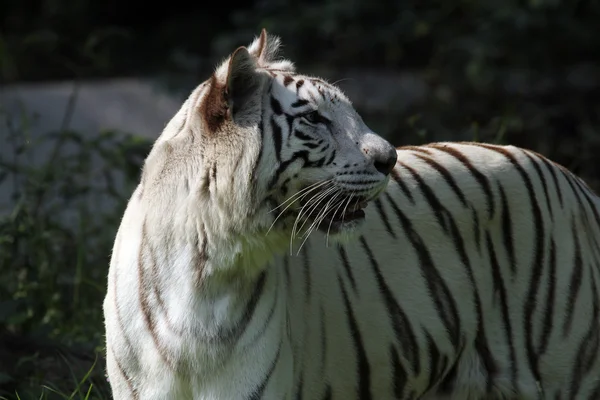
[298,191,343,239]
[296,192,346,255]
[268,180,331,213]
[289,186,336,253]
[267,180,332,236]
[326,197,348,247]
[295,186,338,235]
[339,192,356,227]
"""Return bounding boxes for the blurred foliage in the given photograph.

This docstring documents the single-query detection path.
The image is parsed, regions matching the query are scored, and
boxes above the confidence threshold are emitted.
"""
[221,0,599,71]
[1,0,600,397]
[0,105,151,398]
[219,0,600,186]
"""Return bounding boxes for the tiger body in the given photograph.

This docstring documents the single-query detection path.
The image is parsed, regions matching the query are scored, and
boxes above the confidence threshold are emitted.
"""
[103,31,600,400]
[103,30,398,399]
[282,142,600,399]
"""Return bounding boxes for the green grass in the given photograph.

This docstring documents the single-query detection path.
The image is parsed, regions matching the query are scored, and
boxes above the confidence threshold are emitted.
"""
[1,353,107,400]
[0,102,151,399]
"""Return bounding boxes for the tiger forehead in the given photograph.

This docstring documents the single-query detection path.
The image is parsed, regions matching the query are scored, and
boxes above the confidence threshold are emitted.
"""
[273,72,348,106]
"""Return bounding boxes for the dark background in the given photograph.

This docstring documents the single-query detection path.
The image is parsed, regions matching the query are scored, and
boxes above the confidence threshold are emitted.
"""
[1,1,599,398]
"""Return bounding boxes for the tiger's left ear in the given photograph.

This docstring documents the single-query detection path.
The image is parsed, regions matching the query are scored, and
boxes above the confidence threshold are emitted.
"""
[203,46,264,132]
[225,46,263,122]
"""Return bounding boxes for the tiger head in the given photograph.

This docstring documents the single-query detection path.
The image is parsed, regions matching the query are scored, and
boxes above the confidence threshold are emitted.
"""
[145,30,396,249]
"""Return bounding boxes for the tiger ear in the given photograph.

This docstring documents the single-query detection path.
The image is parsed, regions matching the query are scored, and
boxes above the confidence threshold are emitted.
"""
[202,46,263,132]
[247,29,281,65]
[248,29,268,60]
[225,46,263,122]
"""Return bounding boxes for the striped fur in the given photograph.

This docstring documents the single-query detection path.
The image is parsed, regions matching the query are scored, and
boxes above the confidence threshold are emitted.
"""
[104,30,600,399]
[281,142,600,399]
[103,30,397,399]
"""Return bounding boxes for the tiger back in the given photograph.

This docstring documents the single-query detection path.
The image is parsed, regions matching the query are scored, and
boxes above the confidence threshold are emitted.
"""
[282,142,600,399]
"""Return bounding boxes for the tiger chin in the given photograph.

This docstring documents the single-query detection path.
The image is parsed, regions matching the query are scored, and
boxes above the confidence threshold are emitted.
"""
[102,29,396,399]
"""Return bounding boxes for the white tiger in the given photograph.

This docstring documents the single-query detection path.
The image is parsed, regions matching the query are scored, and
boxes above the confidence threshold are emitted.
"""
[103,30,397,399]
[103,30,600,400]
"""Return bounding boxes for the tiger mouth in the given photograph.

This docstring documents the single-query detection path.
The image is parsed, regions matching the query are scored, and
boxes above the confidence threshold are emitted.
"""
[300,194,369,232]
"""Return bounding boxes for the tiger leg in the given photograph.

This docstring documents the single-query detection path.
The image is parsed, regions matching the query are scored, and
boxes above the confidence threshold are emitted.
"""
[106,347,187,400]
[422,348,543,400]
[106,346,139,400]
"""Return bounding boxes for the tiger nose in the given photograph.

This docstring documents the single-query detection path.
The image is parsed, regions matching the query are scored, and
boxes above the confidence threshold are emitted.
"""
[373,147,397,175]
[370,142,397,175]
[362,132,398,175]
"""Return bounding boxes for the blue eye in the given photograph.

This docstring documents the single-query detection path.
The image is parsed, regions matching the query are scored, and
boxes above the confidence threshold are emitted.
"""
[303,111,321,124]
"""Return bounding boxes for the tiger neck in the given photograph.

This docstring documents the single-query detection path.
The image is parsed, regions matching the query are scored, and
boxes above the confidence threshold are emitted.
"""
[186,193,291,289]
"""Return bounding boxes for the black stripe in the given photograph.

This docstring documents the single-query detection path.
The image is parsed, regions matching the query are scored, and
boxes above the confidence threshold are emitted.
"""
[247,340,282,399]
[320,305,328,375]
[270,96,283,115]
[498,183,517,275]
[283,113,294,133]
[390,168,415,204]
[485,230,517,388]
[590,379,600,400]
[476,144,545,384]
[568,281,599,399]
[424,331,444,390]
[436,342,468,396]
[565,169,600,230]
[413,153,469,208]
[537,156,564,208]
[470,206,482,253]
[325,149,336,166]
[339,275,372,400]
[250,102,266,194]
[557,169,600,254]
[399,169,493,393]
[321,385,332,400]
[338,246,358,294]
[283,256,291,288]
[295,372,304,400]
[539,238,557,356]
[401,161,480,348]
[291,99,310,108]
[374,198,397,238]
[524,151,554,220]
[390,345,408,398]
[428,144,495,219]
[295,129,313,141]
[301,244,312,299]
[385,192,462,349]
[242,275,280,351]
[475,330,497,394]
[268,158,295,190]
[399,161,454,234]
[271,116,283,162]
[563,219,583,337]
[304,142,320,149]
[360,236,420,375]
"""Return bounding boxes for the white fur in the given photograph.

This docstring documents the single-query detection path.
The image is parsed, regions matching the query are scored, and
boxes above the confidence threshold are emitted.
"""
[105,31,600,400]
[283,143,600,399]
[103,30,395,399]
